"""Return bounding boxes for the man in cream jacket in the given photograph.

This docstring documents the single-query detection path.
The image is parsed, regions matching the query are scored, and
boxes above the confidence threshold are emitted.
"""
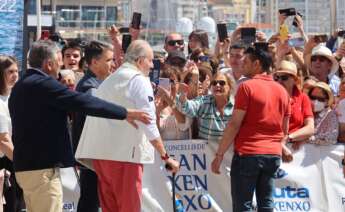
[76,40,179,212]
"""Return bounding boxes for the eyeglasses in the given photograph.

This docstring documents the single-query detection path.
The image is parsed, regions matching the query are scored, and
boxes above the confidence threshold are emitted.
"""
[311,56,329,62]
[309,95,328,102]
[273,75,290,81]
[193,55,209,63]
[167,40,184,46]
[211,80,226,86]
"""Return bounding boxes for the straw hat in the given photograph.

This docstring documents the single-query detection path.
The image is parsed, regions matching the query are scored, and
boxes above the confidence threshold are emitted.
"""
[311,45,339,76]
[310,81,334,107]
[275,60,298,78]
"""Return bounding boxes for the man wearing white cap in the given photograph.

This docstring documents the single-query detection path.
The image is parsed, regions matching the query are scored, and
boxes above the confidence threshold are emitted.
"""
[308,44,340,96]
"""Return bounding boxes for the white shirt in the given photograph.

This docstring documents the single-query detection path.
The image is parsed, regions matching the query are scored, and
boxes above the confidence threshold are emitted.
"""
[128,75,160,141]
[0,95,10,157]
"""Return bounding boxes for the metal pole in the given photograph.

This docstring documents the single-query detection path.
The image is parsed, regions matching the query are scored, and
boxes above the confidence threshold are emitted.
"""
[36,0,42,40]
[51,0,56,33]
[330,0,337,34]
[305,0,309,34]
[23,0,29,72]
[172,173,176,212]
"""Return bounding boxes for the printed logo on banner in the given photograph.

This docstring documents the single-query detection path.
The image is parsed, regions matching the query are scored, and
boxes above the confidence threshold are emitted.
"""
[62,202,76,210]
[274,168,311,211]
[165,141,214,211]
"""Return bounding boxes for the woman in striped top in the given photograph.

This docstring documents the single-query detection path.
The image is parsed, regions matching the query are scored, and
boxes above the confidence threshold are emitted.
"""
[177,72,235,140]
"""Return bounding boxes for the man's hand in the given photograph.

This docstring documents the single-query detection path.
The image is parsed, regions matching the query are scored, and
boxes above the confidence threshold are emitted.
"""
[335,41,345,59]
[126,109,151,129]
[129,27,141,40]
[282,144,293,163]
[295,14,304,32]
[108,25,121,44]
[256,31,267,42]
[278,13,287,26]
[211,155,223,174]
[165,158,180,173]
[218,38,231,55]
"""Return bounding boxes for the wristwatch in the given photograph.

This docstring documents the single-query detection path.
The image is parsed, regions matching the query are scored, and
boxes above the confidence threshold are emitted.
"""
[161,153,170,161]
[287,134,293,143]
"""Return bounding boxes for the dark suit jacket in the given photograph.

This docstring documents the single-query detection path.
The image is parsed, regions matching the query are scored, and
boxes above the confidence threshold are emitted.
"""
[72,70,102,153]
[9,68,127,172]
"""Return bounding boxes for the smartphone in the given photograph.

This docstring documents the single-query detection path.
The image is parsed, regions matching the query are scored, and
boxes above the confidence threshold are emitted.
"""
[217,23,228,42]
[241,27,256,44]
[292,12,303,27]
[41,30,50,40]
[338,30,345,37]
[159,78,171,91]
[288,37,305,47]
[279,8,296,16]
[131,12,142,29]
[149,59,161,86]
[119,27,129,34]
[254,42,269,52]
[122,34,132,53]
[314,34,328,43]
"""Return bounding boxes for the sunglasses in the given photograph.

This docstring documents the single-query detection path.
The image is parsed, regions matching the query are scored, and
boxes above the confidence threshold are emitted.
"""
[167,40,184,46]
[193,55,209,63]
[273,75,290,81]
[309,95,328,102]
[211,80,226,86]
[311,56,329,62]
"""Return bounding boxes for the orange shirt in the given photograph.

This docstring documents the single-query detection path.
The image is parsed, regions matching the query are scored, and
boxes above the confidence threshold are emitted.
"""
[288,87,313,133]
[234,74,290,155]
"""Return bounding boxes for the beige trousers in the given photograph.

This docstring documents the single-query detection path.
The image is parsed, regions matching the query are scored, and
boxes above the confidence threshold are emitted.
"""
[16,168,62,212]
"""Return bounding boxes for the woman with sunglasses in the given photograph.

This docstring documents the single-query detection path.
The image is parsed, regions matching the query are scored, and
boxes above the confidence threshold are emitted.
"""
[306,82,339,145]
[273,60,314,151]
[176,72,235,141]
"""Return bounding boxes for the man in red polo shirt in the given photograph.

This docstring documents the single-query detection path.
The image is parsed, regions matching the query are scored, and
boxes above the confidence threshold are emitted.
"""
[211,46,291,212]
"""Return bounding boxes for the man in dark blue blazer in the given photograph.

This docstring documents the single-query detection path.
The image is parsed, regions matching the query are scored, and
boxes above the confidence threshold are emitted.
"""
[72,40,113,212]
[8,40,150,212]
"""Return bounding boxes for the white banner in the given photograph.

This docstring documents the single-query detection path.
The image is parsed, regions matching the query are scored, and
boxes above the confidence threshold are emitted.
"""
[60,140,345,212]
[142,140,345,212]
[61,167,80,212]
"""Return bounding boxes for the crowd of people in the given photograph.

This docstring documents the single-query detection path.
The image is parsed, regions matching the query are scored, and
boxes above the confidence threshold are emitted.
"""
[0,9,344,212]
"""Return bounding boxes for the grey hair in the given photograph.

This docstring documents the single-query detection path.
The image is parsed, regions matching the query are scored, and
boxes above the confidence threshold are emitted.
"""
[28,40,60,69]
[59,69,75,79]
[124,40,151,64]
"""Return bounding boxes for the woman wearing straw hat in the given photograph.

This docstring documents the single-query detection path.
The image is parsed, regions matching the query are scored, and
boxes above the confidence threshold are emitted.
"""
[273,60,315,151]
[306,82,339,145]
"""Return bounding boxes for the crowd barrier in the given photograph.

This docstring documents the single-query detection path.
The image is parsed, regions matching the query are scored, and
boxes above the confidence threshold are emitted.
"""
[61,140,345,212]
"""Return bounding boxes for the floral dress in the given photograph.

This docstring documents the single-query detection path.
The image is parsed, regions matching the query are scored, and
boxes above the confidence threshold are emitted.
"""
[307,108,339,145]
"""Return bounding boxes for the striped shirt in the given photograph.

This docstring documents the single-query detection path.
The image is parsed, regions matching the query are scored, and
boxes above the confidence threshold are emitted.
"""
[178,95,234,141]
